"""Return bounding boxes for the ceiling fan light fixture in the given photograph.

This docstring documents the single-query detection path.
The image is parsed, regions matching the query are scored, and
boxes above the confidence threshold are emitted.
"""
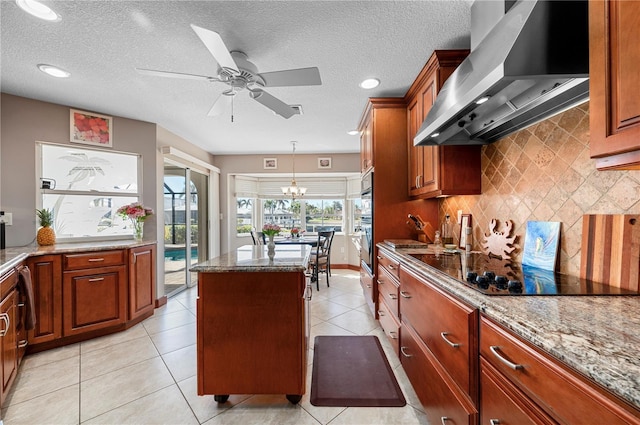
[359,78,380,89]
[16,0,61,21]
[282,141,307,200]
[37,64,70,78]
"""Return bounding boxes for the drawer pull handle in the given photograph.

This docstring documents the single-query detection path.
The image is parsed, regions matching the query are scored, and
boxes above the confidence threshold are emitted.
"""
[490,345,524,370]
[377,279,384,285]
[388,331,398,340]
[366,284,372,288]
[440,332,460,348]
[388,293,398,300]
[88,258,105,262]
[378,310,385,317]
[18,340,28,348]
[387,264,396,270]
[0,313,9,337]
[400,346,413,358]
[88,277,105,282]
[440,417,449,425]
[17,302,25,307]
[400,291,412,299]
[490,420,500,425]
[376,256,383,260]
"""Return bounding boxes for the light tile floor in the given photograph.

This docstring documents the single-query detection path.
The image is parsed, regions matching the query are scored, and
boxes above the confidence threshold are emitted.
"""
[1,270,428,425]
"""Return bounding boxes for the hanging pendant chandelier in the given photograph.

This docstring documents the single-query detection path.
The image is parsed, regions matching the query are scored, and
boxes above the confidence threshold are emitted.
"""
[281,141,307,199]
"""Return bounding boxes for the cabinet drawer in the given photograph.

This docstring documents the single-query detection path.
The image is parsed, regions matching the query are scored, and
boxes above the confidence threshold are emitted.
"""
[400,324,477,424]
[377,297,399,357]
[63,250,125,270]
[400,267,478,400]
[360,267,374,304]
[377,266,399,317]
[480,316,640,425]
[0,268,18,301]
[377,252,400,281]
[481,358,555,425]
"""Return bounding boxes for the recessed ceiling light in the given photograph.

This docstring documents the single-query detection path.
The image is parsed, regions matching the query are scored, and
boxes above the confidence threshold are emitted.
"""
[38,64,70,78]
[347,130,360,136]
[16,0,61,21]
[359,78,380,89]
[476,96,490,105]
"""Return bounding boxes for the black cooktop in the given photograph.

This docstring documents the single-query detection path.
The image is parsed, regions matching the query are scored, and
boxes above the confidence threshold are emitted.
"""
[408,252,640,296]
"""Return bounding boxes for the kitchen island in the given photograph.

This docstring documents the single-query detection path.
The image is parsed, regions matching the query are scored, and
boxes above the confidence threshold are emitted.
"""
[191,244,311,404]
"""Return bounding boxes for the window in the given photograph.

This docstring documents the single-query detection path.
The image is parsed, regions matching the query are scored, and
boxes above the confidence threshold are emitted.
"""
[304,199,343,232]
[353,198,363,232]
[38,142,141,240]
[236,197,254,235]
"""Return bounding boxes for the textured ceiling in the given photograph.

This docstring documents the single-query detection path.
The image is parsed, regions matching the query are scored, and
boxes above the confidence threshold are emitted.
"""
[1,0,472,155]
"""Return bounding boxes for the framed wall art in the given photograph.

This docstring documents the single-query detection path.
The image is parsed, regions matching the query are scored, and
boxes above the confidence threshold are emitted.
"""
[263,158,277,169]
[70,109,113,147]
[318,157,332,169]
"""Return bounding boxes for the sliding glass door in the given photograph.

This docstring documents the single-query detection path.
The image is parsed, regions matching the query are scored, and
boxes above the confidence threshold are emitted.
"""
[163,165,208,296]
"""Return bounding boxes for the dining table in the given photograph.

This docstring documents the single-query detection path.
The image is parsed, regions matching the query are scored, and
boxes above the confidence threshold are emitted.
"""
[273,236,320,247]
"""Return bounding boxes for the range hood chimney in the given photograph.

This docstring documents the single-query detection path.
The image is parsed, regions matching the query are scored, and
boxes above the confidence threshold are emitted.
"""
[415,0,589,147]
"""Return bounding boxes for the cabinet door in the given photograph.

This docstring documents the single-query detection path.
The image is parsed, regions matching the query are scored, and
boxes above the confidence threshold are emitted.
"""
[590,0,640,169]
[128,245,156,321]
[0,290,17,407]
[407,97,422,195]
[26,255,62,344]
[418,79,439,195]
[63,266,127,336]
[360,113,373,173]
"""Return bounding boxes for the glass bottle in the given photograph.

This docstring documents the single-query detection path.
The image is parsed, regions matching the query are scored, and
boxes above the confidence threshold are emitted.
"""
[433,230,442,247]
[442,214,453,245]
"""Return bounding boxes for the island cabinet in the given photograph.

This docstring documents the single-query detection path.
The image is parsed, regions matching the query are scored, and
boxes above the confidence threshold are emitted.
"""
[0,267,19,409]
[26,254,62,345]
[589,0,640,170]
[480,316,640,425]
[405,50,481,199]
[398,265,479,424]
[128,244,156,322]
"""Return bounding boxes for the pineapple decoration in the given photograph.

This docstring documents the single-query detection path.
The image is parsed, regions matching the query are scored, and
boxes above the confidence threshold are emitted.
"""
[36,208,56,246]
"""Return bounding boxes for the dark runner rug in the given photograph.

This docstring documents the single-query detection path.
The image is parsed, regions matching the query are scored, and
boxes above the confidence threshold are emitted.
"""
[310,335,406,407]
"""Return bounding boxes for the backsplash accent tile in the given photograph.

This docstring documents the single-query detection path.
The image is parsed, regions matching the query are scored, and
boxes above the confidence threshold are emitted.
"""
[441,102,640,276]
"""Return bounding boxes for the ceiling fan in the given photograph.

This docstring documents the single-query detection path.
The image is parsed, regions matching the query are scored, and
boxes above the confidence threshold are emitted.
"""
[136,24,322,120]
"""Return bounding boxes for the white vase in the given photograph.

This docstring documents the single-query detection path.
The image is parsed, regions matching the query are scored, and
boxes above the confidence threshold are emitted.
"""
[267,235,276,260]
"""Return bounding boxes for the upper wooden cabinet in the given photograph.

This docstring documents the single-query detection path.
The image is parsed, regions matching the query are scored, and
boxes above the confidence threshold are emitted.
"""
[589,0,640,170]
[360,114,373,173]
[405,50,482,198]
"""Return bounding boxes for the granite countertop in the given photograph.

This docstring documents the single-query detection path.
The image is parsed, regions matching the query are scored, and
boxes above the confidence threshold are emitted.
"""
[0,240,156,275]
[191,244,311,273]
[378,242,640,411]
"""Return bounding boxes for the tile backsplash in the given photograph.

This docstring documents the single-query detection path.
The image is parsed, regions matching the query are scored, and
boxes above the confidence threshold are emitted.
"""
[442,102,640,275]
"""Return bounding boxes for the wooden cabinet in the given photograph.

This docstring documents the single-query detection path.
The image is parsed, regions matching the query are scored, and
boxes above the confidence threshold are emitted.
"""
[26,255,62,345]
[589,0,640,170]
[360,114,373,173]
[0,268,18,408]
[405,50,482,198]
[128,245,156,321]
[197,271,308,402]
[480,316,640,425]
[376,250,400,355]
[400,265,479,403]
[359,267,374,315]
[63,265,127,337]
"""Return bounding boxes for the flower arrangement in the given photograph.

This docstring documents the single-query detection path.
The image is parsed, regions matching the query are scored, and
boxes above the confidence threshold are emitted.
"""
[117,202,154,240]
[290,227,304,237]
[262,223,281,237]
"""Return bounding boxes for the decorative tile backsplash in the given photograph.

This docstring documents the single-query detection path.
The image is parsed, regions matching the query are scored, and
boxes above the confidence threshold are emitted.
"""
[441,102,640,275]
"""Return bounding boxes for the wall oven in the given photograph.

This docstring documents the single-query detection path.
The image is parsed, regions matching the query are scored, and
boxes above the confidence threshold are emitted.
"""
[360,171,373,274]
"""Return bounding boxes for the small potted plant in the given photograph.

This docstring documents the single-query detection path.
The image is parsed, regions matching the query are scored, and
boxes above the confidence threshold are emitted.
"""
[36,208,56,246]
[290,227,300,238]
[262,223,281,260]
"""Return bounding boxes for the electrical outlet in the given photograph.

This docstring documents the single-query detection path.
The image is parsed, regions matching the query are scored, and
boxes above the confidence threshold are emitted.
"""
[340,247,345,253]
[0,212,12,226]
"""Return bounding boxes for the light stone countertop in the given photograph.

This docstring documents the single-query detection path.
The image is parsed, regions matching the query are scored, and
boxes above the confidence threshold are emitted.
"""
[0,240,156,275]
[378,243,640,411]
[191,244,311,273]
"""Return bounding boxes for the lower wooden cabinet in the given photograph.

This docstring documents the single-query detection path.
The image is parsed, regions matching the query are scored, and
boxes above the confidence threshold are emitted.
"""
[0,284,17,408]
[359,265,375,316]
[63,265,127,336]
[26,255,62,345]
[128,245,156,321]
[400,323,478,425]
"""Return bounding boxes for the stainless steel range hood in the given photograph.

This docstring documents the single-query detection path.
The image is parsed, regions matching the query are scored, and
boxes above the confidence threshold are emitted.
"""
[415,0,589,147]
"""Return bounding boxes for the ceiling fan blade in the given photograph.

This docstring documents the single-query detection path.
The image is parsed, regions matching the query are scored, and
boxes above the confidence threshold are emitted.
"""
[190,24,239,74]
[136,68,218,82]
[258,67,322,87]
[208,93,233,116]
[249,89,298,119]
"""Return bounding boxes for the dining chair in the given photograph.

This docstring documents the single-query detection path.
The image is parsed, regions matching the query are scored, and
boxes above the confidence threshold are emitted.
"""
[309,230,334,290]
[250,229,266,245]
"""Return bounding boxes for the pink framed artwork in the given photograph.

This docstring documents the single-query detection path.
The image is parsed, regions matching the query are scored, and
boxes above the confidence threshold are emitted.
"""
[70,109,113,147]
